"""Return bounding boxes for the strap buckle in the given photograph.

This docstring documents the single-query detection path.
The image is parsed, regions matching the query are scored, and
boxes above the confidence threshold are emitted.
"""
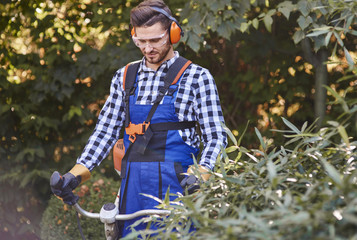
[125,121,150,143]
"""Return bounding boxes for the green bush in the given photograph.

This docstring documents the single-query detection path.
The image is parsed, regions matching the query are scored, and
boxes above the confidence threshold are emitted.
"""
[122,89,357,240]
[40,172,120,240]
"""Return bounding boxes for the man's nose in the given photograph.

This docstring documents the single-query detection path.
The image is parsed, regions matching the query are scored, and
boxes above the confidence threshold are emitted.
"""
[143,44,153,52]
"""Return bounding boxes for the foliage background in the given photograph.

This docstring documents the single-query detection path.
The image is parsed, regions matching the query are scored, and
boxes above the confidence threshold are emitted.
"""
[0,0,356,239]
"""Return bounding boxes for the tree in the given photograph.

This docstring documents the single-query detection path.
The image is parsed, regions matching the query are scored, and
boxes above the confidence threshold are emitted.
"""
[179,0,357,128]
[0,0,138,238]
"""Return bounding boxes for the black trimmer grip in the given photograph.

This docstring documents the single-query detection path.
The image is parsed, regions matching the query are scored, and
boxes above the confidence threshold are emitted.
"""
[50,171,63,189]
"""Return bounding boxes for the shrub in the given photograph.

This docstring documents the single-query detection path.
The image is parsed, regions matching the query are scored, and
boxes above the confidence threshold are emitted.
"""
[40,172,120,240]
[123,89,357,240]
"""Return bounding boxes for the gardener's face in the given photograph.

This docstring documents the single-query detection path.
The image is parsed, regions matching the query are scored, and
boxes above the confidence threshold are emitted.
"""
[133,22,174,70]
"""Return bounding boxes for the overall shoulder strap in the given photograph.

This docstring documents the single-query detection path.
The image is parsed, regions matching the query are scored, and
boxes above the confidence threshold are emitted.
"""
[145,56,191,122]
[123,61,140,91]
[123,61,140,128]
[168,56,192,86]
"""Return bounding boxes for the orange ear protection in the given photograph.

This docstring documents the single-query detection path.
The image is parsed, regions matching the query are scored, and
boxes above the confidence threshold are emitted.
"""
[131,6,184,44]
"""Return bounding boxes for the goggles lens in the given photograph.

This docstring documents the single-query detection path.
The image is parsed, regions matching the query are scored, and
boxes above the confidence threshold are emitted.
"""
[132,31,168,48]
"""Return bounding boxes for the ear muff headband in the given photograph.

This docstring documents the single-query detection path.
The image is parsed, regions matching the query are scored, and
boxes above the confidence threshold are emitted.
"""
[150,6,183,44]
[131,6,183,45]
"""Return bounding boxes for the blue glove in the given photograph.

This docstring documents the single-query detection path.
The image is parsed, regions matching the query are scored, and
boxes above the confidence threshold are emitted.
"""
[50,171,80,205]
[180,175,200,195]
[180,165,211,195]
[50,164,91,205]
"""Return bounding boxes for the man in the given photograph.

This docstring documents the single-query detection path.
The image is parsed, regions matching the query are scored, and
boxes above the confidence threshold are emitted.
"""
[51,0,227,237]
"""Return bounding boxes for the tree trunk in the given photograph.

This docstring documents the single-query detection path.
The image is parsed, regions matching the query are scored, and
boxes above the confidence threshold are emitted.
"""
[314,49,328,128]
[301,39,329,129]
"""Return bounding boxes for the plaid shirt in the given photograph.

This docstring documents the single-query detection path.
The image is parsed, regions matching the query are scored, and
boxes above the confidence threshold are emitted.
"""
[77,52,227,170]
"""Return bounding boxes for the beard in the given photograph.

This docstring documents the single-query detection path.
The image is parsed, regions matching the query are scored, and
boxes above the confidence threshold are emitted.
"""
[142,42,172,65]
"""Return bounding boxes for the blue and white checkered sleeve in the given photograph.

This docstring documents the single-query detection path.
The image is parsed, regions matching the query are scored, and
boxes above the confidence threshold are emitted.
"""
[194,68,227,170]
[77,68,126,171]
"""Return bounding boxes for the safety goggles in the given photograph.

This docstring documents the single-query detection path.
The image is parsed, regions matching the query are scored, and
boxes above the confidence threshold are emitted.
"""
[132,31,168,48]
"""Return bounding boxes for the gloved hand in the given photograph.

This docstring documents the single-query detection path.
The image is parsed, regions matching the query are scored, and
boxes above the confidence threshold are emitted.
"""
[180,165,211,195]
[180,174,200,195]
[50,164,91,205]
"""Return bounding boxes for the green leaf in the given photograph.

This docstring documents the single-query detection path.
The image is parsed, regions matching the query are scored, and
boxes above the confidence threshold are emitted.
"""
[220,145,229,169]
[344,47,355,69]
[252,18,259,29]
[279,7,291,20]
[194,194,206,210]
[210,1,226,12]
[349,29,357,36]
[293,30,305,44]
[192,24,206,35]
[217,21,232,38]
[325,31,332,46]
[263,14,273,32]
[163,186,171,206]
[306,29,330,38]
[67,105,82,120]
[222,122,237,146]
[278,1,295,20]
[245,152,258,163]
[235,151,242,162]
[313,35,326,52]
[327,121,339,127]
[240,22,249,33]
[186,31,201,52]
[337,125,350,148]
[345,15,354,33]
[320,158,342,186]
[255,127,266,151]
[333,31,344,46]
[332,42,338,57]
[140,193,163,204]
[206,14,217,30]
[237,120,249,147]
[301,121,308,132]
[225,176,244,184]
[225,146,239,153]
[297,0,311,17]
[297,16,312,30]
[282,117,301,134]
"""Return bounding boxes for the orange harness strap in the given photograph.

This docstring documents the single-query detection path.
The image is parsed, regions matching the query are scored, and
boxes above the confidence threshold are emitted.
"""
[125,121,150,143]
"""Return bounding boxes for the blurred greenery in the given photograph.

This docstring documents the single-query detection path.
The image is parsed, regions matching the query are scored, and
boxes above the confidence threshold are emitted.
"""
[0,0,356,239]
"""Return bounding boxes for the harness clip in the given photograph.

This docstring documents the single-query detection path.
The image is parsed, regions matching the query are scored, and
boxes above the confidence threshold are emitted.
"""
[125,121,150,143]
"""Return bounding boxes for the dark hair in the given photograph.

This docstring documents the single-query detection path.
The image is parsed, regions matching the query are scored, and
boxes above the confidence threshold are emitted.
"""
[130,0,172,30]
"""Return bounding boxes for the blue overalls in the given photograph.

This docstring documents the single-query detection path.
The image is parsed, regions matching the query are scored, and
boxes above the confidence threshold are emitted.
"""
[118,59,199,237]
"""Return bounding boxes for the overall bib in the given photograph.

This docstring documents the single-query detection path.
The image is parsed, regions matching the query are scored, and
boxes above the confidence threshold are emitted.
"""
[118,58,199,237]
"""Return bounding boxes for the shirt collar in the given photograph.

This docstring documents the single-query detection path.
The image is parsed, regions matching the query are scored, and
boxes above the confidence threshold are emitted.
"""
[138,51,180,73]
